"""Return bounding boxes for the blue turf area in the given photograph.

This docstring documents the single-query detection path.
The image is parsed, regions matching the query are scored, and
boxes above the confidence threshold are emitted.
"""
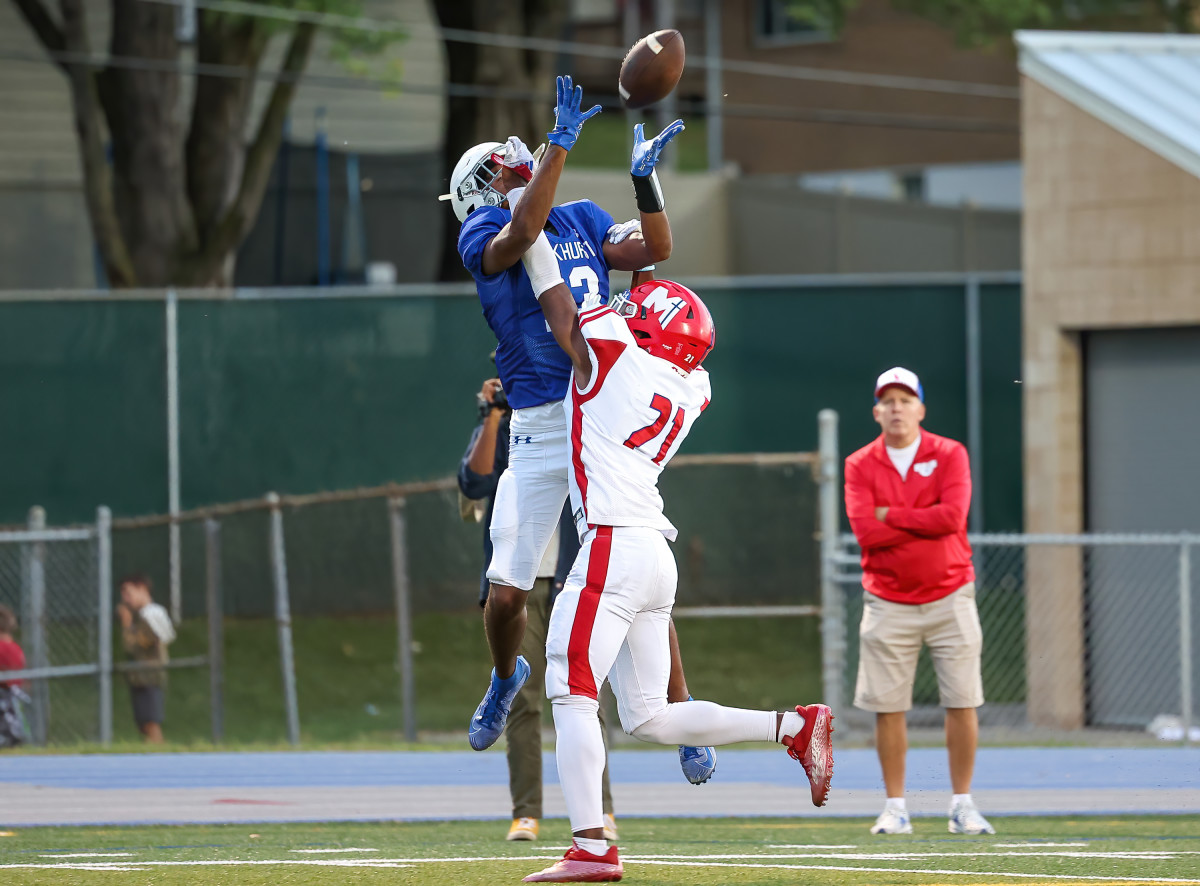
[0,746,1196,792]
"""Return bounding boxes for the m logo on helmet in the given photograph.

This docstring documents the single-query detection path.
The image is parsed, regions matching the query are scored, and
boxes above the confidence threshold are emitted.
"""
[641,285,686,329]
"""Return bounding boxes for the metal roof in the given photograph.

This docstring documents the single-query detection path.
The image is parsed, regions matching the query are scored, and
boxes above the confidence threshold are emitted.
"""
[1016,30,1200,180]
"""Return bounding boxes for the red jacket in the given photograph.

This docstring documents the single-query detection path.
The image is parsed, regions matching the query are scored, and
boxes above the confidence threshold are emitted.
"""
[0,639,25,688]
[844,429,974,604]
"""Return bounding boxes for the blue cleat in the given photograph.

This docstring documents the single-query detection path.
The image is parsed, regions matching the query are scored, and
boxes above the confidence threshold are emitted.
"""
[469,655,531,751]
[679,744,717,784]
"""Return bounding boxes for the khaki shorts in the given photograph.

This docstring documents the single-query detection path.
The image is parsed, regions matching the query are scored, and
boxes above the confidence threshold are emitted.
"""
[854,583,984,713]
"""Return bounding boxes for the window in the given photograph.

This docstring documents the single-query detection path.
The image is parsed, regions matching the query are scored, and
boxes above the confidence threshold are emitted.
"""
[756,0,834,45]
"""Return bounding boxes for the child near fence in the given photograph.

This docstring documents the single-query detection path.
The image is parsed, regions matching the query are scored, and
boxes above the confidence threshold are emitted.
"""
[117,575,176,744]
[0,604,29,748]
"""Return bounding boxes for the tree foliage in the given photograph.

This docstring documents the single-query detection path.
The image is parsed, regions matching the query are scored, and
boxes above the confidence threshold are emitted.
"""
[9,0,403,287]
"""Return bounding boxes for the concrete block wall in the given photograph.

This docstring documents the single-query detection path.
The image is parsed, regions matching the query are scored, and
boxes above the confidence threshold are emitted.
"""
[1021,76,1200,727]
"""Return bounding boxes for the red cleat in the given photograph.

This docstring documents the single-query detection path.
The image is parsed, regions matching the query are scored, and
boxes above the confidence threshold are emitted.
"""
[522,843,623,882]
[782,703,834,807]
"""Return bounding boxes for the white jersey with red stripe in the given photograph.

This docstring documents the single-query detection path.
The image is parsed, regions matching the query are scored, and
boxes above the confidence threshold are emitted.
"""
[565,306,711,541]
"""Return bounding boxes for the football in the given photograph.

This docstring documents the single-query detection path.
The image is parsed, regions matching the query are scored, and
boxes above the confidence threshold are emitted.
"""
[618,29,686,110]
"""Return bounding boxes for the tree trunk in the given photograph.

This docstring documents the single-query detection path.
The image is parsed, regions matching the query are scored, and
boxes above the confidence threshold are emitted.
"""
[186,12,269,259]
[433,0,564,281]
[12,0,137,285]
[100,0,197,286]
[189,22,317,287]
[434,0,479,282]
[12,0,323,288]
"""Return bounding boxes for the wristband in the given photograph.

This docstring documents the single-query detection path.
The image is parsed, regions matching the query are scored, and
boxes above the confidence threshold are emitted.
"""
[637,264,656,273]
[631,170,665,213]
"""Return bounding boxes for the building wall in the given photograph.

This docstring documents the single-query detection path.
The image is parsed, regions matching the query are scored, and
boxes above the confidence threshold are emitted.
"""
[1021,76,1200,727]
[717,0,1020,174]
[731,178,1019,274]
[570,0,1020,175]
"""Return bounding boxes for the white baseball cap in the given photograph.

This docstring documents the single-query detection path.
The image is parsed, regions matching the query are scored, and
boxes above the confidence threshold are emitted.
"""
[874,367,924,402]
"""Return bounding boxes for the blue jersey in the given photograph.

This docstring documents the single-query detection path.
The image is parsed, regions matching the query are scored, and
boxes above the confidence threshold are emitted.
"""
[459,199,615,409]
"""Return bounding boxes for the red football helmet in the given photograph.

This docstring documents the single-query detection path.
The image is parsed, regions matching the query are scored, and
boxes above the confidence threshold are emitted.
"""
[610,279,715,373]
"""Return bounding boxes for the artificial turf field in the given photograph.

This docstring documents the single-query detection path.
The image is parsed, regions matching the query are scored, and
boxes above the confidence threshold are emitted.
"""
[3,815,1198,885]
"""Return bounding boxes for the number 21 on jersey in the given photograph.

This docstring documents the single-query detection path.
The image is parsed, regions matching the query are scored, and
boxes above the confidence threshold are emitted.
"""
[623,393,685,465]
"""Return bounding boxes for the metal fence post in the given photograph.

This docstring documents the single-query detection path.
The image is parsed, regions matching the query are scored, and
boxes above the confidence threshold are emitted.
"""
[389,496,417,742]
[267,493,301,746]
[965,276,984,533]
[1182,535,1193,746]
[205,518,224,744]
[24,506,49,745]
[97,506,113,746]
[166,287,182,625]
[818,409,845,711]
[704,0,723,172]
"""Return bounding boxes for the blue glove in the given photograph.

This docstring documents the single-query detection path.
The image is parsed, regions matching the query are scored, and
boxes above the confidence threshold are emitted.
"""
[678,696,717,785]
[631,119,686,177]
[547,75,602,152]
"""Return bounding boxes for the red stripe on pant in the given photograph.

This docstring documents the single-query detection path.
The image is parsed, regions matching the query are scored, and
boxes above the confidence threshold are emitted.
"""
[566,526,613,699]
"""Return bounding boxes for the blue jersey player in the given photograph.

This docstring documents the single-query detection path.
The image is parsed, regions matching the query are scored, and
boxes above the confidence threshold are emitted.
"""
[442,75,716,790]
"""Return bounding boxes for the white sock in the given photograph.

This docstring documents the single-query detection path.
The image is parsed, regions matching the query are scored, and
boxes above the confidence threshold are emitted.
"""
[552,695,606,836]
[630,700,777,745]
[574,837,608,856]
[776,710,806,742]
[951,793,972,808]
[885,797,907,811]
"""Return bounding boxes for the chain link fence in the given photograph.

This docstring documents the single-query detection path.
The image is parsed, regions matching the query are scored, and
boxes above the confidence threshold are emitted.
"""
[0,509,110,745]
[11,407,1196,749]
[829,533,1199,742]
[0,449,824,748]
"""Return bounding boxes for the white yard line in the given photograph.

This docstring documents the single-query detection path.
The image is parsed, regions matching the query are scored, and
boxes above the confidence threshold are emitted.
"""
[631,851,1200,860]
[36,853,136,858]
[1,849,1197,884]
[628,860,1200,883]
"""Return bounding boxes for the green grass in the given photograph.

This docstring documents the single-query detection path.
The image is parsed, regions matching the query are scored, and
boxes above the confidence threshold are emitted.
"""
[30,611,821,750]
[2,816,1198,885]
[568,114,710,172]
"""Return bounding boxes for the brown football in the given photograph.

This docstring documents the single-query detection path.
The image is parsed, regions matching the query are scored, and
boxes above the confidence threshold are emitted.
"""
[618,29,686,110]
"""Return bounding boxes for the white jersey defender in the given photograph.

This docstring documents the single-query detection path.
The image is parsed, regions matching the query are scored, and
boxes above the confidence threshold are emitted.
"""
[535,278,834,885]
[565,300,710,541]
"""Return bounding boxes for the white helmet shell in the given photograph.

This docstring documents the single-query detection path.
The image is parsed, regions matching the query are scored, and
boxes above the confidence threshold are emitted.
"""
[443,141,505,223]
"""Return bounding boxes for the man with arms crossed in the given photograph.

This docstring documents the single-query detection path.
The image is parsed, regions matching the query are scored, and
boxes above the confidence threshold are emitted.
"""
[844,367,994,835]
[445,75,716,788]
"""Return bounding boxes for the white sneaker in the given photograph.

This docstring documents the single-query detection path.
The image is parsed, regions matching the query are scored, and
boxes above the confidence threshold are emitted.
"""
[949,798,996,835]
[602,813,618,842]
[870,806,912,834]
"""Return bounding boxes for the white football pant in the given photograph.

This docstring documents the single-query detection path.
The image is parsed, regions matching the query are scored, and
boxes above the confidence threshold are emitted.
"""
[546,525,779,834]
[486,401,569,591]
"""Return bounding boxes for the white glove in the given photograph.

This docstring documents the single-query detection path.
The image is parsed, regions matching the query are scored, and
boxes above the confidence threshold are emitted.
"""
[606,218,643,245]
[580,287,605,311]
[495,136,536,180]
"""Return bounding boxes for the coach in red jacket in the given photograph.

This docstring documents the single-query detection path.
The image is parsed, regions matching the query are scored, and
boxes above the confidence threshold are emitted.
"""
[844,367,994,837]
